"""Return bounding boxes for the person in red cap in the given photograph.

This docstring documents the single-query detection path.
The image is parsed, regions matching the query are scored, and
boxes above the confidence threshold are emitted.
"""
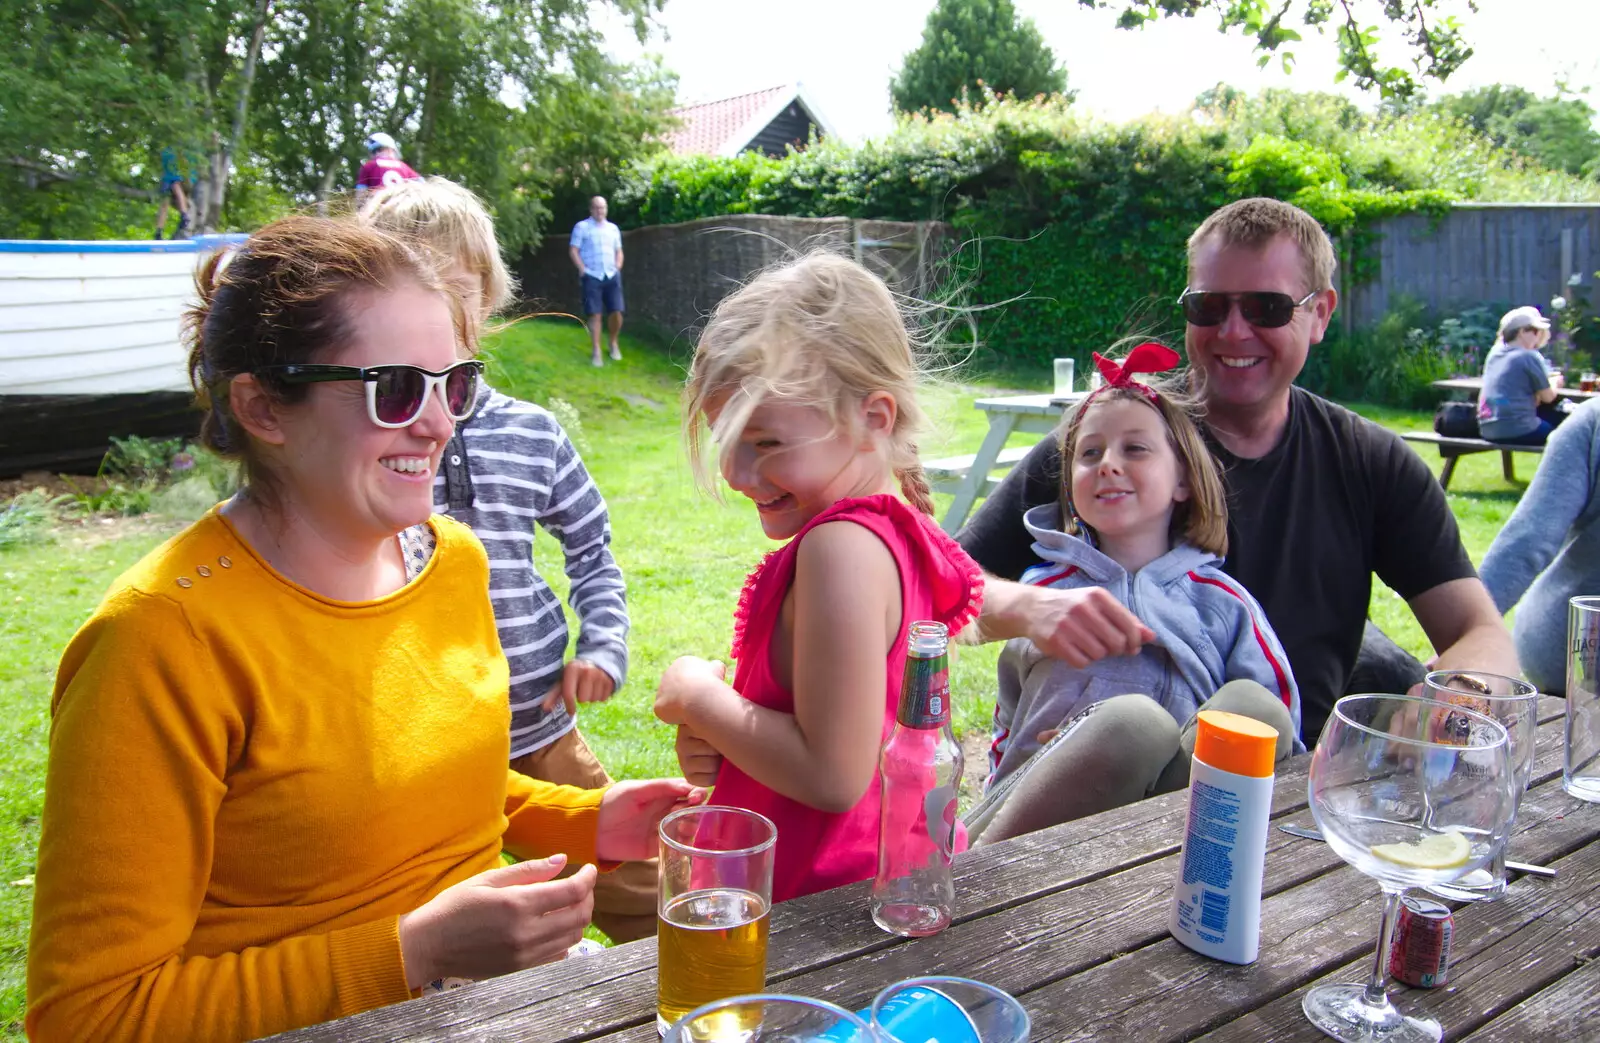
[354,132,420,210]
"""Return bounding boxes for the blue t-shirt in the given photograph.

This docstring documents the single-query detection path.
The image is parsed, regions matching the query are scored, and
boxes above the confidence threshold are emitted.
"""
[1477,343,1551,440]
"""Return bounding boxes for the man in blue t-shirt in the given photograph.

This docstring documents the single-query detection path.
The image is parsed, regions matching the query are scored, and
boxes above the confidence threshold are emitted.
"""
[568,196,625,368]
[1478,306,1565,445]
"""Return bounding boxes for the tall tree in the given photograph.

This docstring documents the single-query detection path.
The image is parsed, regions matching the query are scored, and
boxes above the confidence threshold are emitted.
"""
[0,0,676,245]
[891,0,1071,115]
[1434,85,1600,178]
[1081,0,1480,101]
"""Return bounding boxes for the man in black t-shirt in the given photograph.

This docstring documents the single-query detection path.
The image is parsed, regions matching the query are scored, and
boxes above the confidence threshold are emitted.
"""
[960,198,1517,744]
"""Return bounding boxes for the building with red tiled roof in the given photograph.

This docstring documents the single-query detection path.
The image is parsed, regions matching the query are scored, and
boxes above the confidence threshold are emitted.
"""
[666,83,838,157]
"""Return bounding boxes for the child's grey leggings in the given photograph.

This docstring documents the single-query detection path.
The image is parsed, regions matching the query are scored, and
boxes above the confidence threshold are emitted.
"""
[966,679,1296,846]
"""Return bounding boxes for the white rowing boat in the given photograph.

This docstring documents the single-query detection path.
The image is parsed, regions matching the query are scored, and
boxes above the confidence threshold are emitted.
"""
[0,235,246,476]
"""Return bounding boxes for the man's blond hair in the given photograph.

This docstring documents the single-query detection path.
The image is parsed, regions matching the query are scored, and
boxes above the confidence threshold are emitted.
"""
[1187,197,1337,295]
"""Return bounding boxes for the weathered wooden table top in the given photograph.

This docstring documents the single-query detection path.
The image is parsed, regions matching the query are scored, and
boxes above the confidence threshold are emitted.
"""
[270,697,1599,1042]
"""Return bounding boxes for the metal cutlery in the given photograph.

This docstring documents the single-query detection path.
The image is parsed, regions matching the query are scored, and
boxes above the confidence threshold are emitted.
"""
[1275,822,1557,878]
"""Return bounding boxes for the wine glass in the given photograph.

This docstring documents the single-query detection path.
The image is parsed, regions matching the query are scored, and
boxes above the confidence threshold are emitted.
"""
[1418,670,1538,903]
[1302,694,1514,1043]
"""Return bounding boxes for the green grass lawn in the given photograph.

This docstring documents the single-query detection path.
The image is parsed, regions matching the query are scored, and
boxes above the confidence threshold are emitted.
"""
[0,322,1525,1037]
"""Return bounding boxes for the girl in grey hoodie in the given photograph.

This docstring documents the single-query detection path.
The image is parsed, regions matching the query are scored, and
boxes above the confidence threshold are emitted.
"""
[968,345,1302,844]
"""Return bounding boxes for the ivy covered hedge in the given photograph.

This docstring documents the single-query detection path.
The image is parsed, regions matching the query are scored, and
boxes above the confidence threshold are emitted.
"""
[613,91,1598,383]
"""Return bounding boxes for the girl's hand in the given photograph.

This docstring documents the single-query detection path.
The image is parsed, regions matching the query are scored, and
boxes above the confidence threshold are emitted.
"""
[541,659,617,714]
[675,725,724,787]
[595,779,709,861]
[397,855,596,990]
[655,656,726,726]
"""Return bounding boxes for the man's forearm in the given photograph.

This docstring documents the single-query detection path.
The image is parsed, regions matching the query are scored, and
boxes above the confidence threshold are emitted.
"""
[568,247,585,274]
[1429,622,1520,681]
[970,576,1033,644]
[1411,577,1521,682]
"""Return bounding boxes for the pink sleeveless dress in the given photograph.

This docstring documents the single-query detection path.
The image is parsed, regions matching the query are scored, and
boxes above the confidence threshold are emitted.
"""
[716,494,984,904]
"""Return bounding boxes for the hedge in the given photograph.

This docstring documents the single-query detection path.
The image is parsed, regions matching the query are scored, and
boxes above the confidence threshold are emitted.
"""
[612,91,1600,387]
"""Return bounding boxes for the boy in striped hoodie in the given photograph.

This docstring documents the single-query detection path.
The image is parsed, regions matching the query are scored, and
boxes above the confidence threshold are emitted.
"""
[361,178,652,942]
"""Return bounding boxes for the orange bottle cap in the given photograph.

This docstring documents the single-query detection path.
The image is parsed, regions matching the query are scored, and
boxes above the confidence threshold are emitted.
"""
[1193,710,1278,778]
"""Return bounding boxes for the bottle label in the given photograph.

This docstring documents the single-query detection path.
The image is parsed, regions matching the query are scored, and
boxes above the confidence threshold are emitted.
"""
[898,653,950,728]
[1174,779,1239,946]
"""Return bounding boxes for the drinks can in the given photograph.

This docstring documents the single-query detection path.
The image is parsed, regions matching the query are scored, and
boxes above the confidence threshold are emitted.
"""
[1388,894,1453,988]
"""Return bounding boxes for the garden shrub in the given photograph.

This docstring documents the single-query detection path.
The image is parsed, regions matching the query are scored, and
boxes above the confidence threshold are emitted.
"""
[1299,298,1513,409]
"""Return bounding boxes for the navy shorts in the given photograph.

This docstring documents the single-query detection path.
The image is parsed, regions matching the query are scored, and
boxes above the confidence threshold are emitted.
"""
[581,274,624,316]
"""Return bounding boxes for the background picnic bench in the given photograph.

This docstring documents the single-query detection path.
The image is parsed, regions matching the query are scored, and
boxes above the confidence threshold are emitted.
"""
[1399,431,1545,489]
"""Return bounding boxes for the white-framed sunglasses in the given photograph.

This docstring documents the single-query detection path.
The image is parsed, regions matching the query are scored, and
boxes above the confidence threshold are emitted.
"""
[257,360,484,428]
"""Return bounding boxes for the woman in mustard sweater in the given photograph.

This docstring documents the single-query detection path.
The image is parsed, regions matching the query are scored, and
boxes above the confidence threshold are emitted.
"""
[26,217,701,1043]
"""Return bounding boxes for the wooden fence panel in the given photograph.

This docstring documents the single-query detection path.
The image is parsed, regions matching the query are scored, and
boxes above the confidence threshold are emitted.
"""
[515,215,956,349]
[1350,204,1600,327]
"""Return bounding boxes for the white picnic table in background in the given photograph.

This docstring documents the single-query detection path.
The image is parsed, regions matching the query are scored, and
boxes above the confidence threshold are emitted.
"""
[928,391,1086,535]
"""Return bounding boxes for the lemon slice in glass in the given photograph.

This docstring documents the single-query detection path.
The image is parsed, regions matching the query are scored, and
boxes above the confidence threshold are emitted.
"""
[1371,831,1471,870]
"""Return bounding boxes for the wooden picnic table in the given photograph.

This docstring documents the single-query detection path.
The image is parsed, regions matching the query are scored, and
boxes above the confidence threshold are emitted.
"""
[935,392,1083,535]
[269,696,1598,1042]
[1432,376,1600,403]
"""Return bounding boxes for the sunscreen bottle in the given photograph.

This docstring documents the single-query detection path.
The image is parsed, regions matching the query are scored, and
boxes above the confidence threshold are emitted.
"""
[1170,710,1278,964]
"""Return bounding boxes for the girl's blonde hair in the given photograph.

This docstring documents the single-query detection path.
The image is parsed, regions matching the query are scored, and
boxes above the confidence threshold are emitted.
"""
[685,252,935,516]
[358,176,514,322]
[1058,370,1229,557]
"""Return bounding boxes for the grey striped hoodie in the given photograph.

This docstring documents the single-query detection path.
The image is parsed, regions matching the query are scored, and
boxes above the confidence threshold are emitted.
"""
[434,383,629,757]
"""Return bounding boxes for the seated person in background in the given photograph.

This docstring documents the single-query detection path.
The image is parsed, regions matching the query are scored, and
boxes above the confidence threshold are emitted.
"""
[26,217,699,1043]
[1478,306,1565,446]
[358,177,651,943]
[1480,396,1600,694]
[959,197,1517,748]
[965,344,1301,845]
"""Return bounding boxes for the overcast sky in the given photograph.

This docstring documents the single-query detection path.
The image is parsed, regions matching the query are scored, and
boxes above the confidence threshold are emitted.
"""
[599,0,1600,142]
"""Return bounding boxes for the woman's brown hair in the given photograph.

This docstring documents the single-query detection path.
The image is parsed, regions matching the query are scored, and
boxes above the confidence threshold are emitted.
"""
[1057,375,1229,557]
[183,215,468,499]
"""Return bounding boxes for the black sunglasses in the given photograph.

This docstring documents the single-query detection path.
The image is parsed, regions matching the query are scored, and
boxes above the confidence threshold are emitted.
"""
[258,360,484,428]
[1178,289,1319,329]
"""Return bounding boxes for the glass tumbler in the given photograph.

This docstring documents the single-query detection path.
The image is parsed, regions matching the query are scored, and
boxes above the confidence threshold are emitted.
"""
[1566,596,1600,803]
[657,806,777,1035]
[1419,669,1537,901]
[870,976,1031,1043]
[1052,357,1075,396]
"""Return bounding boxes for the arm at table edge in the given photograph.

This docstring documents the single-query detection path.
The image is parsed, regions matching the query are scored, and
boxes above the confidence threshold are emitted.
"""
[1408,576,1519,682]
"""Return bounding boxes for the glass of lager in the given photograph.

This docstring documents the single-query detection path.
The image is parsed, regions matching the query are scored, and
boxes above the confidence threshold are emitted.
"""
[657,805,777,1035]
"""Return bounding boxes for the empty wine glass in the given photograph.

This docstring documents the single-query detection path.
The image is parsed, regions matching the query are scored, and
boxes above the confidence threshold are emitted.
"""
[1418,670,1537,902]
[1302,694,1514,1043]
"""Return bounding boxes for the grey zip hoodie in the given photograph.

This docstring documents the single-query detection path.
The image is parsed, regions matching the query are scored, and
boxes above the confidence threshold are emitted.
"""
[987,503,1304,790]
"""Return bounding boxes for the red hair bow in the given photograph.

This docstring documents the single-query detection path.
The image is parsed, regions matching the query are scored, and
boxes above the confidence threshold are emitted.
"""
[1086,341,1181,406]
